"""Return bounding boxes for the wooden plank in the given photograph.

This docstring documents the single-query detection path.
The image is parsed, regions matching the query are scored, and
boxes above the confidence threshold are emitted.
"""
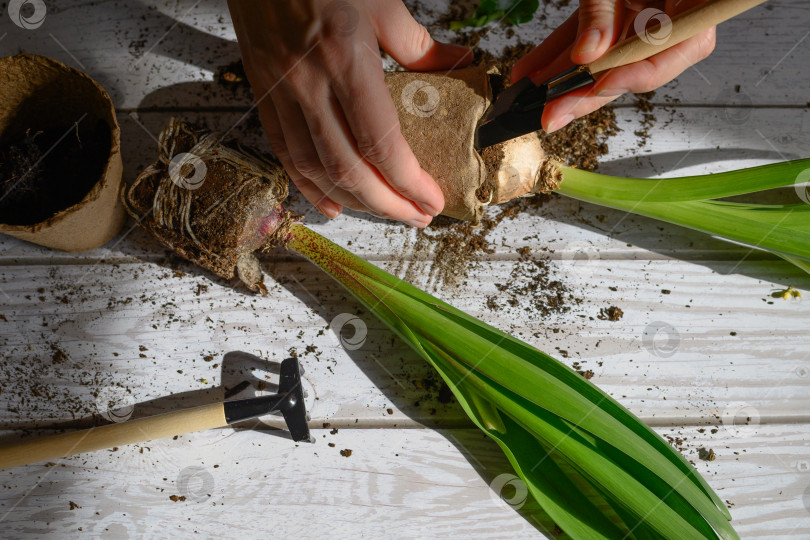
[0,259,806,429]
[0,424,807,538]
[1,105,808,262]
[0,1,807,108]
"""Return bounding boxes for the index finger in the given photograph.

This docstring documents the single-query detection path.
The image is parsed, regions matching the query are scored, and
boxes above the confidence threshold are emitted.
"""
[332,47,445,218]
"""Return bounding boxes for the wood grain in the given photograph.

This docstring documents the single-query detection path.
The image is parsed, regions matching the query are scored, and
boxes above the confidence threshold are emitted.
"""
[0,425,807,538]
[0,259,805,430]
[0,0,808,536]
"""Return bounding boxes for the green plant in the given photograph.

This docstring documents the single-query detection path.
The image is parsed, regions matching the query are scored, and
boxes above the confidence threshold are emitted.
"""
[125,118,752,538]
[287,223,738,539]
[555,159,810,273]
[450,0,540,30]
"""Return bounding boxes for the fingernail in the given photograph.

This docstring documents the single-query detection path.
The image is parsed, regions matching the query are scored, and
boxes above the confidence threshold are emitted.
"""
[575,28,602,55]
[317,203,341,219]
[415,200,441,217]
[596,88,627,97]
[405,217,431,229]
[546,114,574,134]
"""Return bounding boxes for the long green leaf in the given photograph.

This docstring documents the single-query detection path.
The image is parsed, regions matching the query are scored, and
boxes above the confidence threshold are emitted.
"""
[286,224,736,539]
[556,162,810,271]
[558,160,810,202]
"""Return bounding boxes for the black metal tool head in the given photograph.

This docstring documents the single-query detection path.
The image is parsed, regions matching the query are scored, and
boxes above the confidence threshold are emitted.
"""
[276,357,311,442]
[222,357,311,442]
[475,77,547,151]
[474,67,596,150]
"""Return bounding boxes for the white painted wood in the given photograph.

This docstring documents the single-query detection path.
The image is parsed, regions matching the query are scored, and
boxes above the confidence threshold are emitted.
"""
[0,259,806,430]
[1,0,809,536]
[0,425,807,538]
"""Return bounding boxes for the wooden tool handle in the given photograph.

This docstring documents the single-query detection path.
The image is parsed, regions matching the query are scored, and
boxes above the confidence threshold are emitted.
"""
[588,0,766,74]
[0,402,227,470]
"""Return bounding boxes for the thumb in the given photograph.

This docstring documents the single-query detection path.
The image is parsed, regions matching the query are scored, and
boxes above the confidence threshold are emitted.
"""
[369,0,473,71]
[571,0,624,65]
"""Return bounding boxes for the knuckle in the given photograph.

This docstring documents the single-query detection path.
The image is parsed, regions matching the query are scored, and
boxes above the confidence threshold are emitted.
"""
[290,154,324,180]
[321,156,359,190]
[334,171,363,193]
[407,23,434,57]
[291,176,317,197]
[273,50,305,75]
[355,134,397,169]
[279,68,308,93]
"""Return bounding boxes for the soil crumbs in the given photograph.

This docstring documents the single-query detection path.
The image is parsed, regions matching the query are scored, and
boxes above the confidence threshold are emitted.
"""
[0,120,111,226]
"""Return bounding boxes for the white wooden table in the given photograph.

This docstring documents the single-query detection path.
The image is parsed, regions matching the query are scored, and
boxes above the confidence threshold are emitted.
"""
[1,1,809,538]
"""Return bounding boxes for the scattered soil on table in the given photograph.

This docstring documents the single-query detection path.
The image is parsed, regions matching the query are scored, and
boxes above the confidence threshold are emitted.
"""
[401,215,492,287]
[0,336,123,424]
[632,91,657,147]
[487,246,579,317]
[597,306,623,321]
[0,120,111,225]
[572,361,594,380]
[340,448,353,458]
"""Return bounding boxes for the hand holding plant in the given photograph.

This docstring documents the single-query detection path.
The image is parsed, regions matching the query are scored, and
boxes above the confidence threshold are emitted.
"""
[227,0,472,225]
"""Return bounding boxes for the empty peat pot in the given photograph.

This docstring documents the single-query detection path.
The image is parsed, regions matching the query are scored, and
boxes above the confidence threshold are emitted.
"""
[0,54,124,251]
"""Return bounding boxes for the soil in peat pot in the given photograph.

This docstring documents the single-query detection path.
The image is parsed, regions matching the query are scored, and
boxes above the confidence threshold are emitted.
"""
[0,119,111,226]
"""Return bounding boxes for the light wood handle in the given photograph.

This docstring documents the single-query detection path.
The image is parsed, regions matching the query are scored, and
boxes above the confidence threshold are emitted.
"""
[588,0,767,74]
[0,402,227,470]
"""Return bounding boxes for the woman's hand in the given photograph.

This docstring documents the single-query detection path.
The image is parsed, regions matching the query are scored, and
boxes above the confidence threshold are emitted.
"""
[512,0,716,133]
[228,0,473,227]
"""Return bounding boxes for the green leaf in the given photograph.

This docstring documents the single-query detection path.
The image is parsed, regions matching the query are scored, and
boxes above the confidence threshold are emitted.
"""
[286,224,737,539]
[555,160,810,273]
[556,159,810,202]
[450,0,540,29]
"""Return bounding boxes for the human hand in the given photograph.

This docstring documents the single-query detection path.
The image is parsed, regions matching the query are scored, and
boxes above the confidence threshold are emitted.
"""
[227,0,473,227]
[512,0,716,133]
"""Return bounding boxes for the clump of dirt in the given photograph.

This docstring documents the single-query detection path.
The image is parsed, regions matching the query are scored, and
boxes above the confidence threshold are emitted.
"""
[698,447,716,461]
[0,120,111,225]
[122,118,292,295]
[598,306,624,321]
[572,361,594,380]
